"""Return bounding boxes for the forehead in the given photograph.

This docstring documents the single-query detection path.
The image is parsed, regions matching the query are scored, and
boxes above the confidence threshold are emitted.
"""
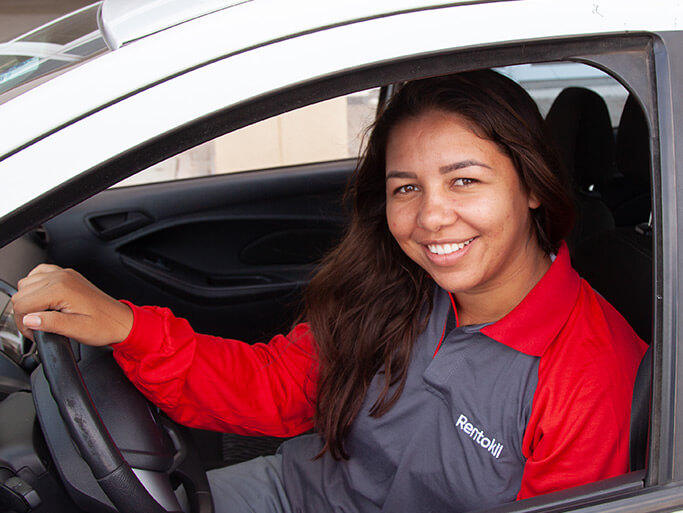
[390,106,498,148]
[386,110,499,160]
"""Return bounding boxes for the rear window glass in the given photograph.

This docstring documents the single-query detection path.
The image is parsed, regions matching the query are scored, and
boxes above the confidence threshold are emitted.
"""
[497,62,628,125]
[0,3,107,101]
[19,3,100,45]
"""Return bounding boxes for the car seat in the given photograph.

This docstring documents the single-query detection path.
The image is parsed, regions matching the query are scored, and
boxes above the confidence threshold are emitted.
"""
[603,94,652,226]
[544,87,617,254]
[630,344,651,470]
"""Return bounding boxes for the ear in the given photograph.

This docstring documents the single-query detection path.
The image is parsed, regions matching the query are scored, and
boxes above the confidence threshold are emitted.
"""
[528,192,541,210]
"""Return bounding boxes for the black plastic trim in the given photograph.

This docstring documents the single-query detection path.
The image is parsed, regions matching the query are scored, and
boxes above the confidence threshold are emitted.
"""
[478,472,645,513]
[653,31,683,484]
[86,210,153,240]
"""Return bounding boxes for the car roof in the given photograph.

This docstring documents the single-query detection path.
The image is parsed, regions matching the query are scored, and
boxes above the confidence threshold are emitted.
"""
[98,0,500,49]
[100,0,246,49]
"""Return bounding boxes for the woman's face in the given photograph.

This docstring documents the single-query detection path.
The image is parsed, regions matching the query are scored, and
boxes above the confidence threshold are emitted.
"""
[385,109,543,300]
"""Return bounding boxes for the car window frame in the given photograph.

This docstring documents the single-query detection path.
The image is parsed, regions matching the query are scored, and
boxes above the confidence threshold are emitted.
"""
[653,30,683,486]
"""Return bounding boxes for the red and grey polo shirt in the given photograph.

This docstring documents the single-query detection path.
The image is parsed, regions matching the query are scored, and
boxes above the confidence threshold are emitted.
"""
[280,243,646,512]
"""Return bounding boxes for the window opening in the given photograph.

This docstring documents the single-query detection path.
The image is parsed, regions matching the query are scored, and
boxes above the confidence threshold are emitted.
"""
[116,88,380,187]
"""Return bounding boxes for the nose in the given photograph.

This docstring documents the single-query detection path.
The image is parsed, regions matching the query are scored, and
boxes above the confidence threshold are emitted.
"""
[416,190,456,232]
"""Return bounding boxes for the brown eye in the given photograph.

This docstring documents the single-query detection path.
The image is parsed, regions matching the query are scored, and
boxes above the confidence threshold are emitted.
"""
[453,178,476,187]
[395,184,419,195]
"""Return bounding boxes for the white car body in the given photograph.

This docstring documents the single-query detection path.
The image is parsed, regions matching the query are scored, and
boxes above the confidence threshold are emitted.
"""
[0,1,681,511]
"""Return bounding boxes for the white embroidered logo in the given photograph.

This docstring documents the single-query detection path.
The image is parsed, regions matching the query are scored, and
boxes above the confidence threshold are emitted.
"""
[455,414,504,459]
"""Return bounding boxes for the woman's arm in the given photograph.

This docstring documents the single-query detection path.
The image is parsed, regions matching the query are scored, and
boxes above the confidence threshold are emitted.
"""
[517,290,646,499]
[113,304,317,436]
[12,264,317,436]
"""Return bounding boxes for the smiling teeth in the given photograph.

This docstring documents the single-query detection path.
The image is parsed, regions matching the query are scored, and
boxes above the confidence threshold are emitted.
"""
[427,238,474,255]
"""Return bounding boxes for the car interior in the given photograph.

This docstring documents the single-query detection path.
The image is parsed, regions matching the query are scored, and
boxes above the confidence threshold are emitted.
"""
[0,45,658,513]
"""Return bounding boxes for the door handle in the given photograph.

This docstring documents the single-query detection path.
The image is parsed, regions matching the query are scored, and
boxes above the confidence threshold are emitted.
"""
[87,211,153,240]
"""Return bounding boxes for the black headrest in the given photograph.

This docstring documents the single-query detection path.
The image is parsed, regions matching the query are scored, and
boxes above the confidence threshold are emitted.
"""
[545,87,616,190]
[616,95,651,191]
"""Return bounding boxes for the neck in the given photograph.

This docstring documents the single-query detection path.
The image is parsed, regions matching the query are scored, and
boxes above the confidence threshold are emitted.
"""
[455,245,551,327]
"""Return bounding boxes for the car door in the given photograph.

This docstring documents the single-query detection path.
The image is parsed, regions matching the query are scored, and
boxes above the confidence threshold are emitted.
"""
[0,1,681,511]
[41,159,353,342]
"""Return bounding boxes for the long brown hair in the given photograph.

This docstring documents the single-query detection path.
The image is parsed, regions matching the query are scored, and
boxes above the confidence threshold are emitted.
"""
[305,70,574,459]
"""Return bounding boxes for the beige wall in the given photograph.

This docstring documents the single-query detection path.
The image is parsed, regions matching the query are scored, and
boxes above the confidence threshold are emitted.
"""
[215,96,350,173]
[118,90,378,187]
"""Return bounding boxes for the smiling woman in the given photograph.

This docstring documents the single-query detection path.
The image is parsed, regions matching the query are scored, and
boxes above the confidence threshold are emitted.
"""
[385,110,548,326]
[382,73,567,326]
[302,71,646,509]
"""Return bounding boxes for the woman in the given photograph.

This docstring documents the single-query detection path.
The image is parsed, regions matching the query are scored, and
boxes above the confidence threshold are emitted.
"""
[13,70,647,513]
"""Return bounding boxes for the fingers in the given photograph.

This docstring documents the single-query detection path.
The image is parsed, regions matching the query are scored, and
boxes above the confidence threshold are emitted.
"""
[14,264,67,340]
[19,309,129,347]
[26,263,64,278]
[21,310,78,341]
[15,270,75,316]
[17,264,69,297]
[12,264,134,346]
[13,265,79,338]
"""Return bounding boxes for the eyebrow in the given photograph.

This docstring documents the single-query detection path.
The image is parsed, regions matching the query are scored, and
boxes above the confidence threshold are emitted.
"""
[439,160,491,174]
[385,160,491,181]
[385,170,416,181]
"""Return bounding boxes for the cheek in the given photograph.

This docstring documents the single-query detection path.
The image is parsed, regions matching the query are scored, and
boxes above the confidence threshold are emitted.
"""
[459,197,500,231]
[492,199,534,239]
[474,190,525,226]
[386,204,412,239]
[386,214,402,238]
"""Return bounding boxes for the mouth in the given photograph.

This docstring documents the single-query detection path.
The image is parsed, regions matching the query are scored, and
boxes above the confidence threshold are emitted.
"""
[426,237,475,256]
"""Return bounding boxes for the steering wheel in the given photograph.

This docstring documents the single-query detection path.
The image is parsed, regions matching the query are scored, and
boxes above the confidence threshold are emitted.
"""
[33,330,214,513]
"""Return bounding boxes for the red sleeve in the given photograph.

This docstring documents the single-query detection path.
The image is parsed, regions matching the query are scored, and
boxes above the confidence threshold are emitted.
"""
[517,288,647,499]
[111,301,318,437]
[518,359,629,498]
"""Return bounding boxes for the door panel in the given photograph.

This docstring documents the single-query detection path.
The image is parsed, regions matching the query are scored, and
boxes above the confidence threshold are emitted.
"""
[43,159,354,343]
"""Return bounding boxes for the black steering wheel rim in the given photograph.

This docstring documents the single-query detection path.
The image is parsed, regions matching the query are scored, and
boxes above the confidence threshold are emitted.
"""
[35,330,177,512]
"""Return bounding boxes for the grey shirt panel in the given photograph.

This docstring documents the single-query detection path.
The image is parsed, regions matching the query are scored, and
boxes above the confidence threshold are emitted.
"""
[280,287,539,513]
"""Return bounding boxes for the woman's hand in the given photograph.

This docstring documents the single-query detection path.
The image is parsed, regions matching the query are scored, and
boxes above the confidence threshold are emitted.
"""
[11,264,134,346]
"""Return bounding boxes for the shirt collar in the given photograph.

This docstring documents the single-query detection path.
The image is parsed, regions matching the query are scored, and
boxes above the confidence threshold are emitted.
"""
[466,242,581,357]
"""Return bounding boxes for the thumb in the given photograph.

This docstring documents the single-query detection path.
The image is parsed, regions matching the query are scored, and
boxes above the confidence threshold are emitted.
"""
[22,313,43,331]
[22,311,110,347]
[23,311,71,338]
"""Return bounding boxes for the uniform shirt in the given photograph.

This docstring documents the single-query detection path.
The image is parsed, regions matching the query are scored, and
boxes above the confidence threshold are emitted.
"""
[113,243,647,511]
[279,288,536,512]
